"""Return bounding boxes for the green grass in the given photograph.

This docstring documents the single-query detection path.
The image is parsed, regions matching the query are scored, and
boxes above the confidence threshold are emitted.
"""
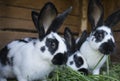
[47,62,120,81]
[8,62,120,81]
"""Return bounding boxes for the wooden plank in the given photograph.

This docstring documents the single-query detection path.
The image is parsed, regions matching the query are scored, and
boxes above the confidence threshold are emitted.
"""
[103,0,115,19]
[112,23,120,31]
[103,0,120,19]
[0,4,80,29]
[0,0,80,16]
[0,4,80,26]
[113,32,120,42]
[111,41,120,62]
[0,4,32,20]
[80,0,88,33]
[0,17,35,30]
[0,31,38,49]
[0,17,79,33]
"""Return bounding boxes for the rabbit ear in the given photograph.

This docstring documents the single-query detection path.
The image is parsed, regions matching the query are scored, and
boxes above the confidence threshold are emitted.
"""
[76,30,88,50]
[88,0,104,29]
[64,27,76,54]
[31,11,39,28]
[32,11,45,40]
[37,2,58,40]
[46,7,72,35]
[104,9,120,28]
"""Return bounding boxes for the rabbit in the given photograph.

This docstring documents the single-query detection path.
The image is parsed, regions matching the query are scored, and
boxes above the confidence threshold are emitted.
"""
[79,0,120,75]
[64,27,88,75]
[0,2,72,81]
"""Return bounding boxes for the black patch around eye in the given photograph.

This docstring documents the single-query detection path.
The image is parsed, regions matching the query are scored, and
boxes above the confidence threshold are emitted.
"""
[93,30,106,42]
[73,55,83,68]
[0,46,9,65]
[46,38,59,54]
[40,46,46,52]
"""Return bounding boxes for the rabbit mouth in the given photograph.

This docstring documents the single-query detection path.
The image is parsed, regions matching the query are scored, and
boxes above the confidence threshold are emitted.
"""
[98,40,115,55]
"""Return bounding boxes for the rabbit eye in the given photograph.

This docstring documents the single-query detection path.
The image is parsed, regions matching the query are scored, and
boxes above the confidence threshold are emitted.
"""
[93,30,105,42]
[98,33,103,38]
[51,42,56,49]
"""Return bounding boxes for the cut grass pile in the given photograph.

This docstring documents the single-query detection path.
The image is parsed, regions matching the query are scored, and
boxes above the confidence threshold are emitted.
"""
[47,62,120,81]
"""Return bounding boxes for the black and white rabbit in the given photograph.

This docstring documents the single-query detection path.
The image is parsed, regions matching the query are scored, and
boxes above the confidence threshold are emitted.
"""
[64,27,88,75]
[0,2,72,81]
[79,0,120,74]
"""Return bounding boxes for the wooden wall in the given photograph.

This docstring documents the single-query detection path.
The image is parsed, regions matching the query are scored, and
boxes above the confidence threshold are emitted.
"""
[0,0,120,62]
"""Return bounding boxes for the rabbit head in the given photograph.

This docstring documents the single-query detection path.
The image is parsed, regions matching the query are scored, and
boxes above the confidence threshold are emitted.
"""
[87,0,120,55]
[31,2,72,64]
[64,27,88,75]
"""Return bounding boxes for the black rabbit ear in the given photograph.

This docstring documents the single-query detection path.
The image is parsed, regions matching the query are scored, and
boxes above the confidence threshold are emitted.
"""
[76,30,88,50]
[31,11,39,31]
[32,11,45,40]
[64,27,76,54]
[104,9,120,28]
[46,7,72,35]
[37,2,58,40]
[88,0,104,29]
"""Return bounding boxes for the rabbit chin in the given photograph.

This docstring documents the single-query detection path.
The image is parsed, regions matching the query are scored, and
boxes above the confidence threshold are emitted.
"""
[98,42,115,55]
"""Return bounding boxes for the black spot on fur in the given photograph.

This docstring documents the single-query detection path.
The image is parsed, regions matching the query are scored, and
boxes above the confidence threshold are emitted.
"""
[70,61,73,65]
[0,46,9,65]
[40,46,46,52]
[46,38,59,54]
[73,55,83,68]
[78,68,88,75]
[18,39,28,43]
[93,30,107,42]
[99,39,115,54]
[52,53,67,65]
[18,38,37,43]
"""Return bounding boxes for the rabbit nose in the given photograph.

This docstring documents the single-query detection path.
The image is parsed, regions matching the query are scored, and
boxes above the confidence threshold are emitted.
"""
[99,39,115,54]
